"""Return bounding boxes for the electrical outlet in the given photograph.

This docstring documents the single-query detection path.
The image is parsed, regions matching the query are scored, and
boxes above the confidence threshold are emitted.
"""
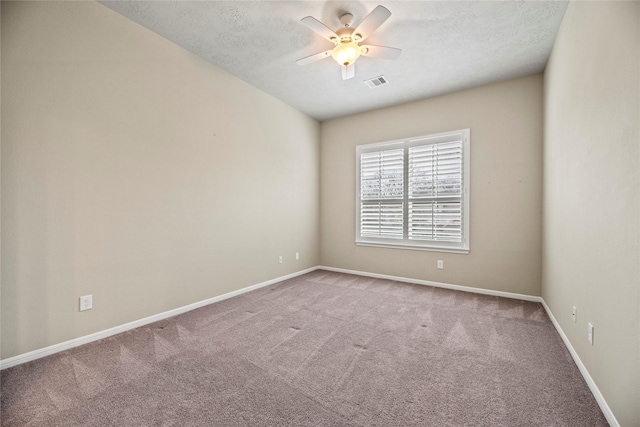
[79,295,92,311]
[437,260,444,269]
[295,252,300,260]
[572,306,577,323]
[588,322,594,345]
[279,256,283,264]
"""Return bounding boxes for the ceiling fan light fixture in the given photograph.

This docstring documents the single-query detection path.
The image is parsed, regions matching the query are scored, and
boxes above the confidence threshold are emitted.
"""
[331,41,361,66]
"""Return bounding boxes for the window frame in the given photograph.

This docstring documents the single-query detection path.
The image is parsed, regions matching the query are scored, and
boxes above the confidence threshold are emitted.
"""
[355,129,470,254]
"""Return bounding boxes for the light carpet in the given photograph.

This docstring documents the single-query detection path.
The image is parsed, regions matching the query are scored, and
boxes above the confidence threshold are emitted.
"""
[1,270,608,426]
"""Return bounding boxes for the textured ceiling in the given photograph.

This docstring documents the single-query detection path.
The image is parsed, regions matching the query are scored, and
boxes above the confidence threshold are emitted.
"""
[100,1,568,121]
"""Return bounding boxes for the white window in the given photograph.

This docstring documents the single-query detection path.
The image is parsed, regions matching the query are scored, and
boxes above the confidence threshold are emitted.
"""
[356,129,470,253]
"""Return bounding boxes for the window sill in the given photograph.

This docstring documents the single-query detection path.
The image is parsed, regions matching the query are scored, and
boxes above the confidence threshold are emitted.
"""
[355,241,470,254]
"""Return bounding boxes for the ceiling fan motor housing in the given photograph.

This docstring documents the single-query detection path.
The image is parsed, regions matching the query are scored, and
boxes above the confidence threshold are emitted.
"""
[336,26,356,43]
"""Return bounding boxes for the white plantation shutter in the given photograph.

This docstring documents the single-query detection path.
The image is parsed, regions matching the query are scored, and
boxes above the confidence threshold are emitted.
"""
[360,202,403,239]
[360,149,404,200]
[356,129,469,252]
[409,142,462,198]
[359,148,404,240]
[408,141,463,243]
[408,201,462,242]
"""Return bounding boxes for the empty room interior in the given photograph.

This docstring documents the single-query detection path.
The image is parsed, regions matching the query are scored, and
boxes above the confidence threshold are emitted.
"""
[1,0,639,426]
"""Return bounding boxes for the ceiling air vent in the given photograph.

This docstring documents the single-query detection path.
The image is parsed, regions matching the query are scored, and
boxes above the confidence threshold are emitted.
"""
[364,76,388,88]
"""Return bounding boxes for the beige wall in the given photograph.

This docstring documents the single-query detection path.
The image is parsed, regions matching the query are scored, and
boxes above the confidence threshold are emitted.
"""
[1,1,320,359]
[320,75,543,296]
[4,2,637,423]
[542,2,640,425]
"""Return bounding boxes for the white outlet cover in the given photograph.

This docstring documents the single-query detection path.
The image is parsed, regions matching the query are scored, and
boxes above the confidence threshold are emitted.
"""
[588,322,594,345]
[80,295,93,311]
[437,260,444,269]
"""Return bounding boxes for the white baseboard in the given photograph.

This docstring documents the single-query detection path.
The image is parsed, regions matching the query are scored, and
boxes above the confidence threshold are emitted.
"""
[317,265,543,302]
[0,267,318,370]
[540,300,619,427]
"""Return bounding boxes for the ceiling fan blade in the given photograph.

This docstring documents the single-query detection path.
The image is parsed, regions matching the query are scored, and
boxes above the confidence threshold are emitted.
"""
[353,5,391,42]
[341,63,355,80]
[296,50,332,65]
[361,45,402,60]
[300,16,339,42]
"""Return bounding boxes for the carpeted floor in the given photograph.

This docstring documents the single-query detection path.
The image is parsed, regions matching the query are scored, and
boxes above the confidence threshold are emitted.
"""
[1,270,608,426]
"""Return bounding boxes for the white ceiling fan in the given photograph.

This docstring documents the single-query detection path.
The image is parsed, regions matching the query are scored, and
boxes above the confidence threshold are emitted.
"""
[296,5,402,80]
